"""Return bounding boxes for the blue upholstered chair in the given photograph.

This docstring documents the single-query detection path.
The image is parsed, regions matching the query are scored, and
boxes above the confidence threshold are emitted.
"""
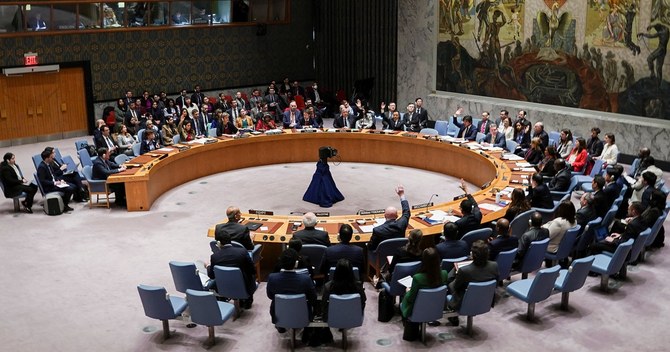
[574,158,605,189]
[114,154,130,165]
[550,177,579,201]
[507,265,561,320]
[601,205,619,230]
[275,294,311,349]
[185,289,235,347]
[0,180,26,212]
[642,211,668,261]
[231,241,263,280]
[441,256,468,273]
[496,248,518,285]
[619,229,651,279]
[461,228,493,247]
[300,244,328,274]
[434,120,448,136]
[209,240,220,253]
[590,238,634,291]
[131,143,141,157]
[517,238,550,279]
[82,165,112,208]
[74,139,89,152]
[419,128,439,136]
[545,225,581,267]
[553,256,594,310]
[172,134,181,144]
[573,217,602,258]
[31,154,42,171]
[327,293,364,349]
[446,122,460,137]
[406,285,448,344]
[381,261,421,304]
[368,238,408,279]
[532,207,555,224]
[548,131,560,147]
[169,261,213,293]
[137,284,188,340]
[509,209,534,238]
[451,280,497,335]
[77,148,94,168]
[505,139,518,152]
[212,265,257,319]
[328,266,360,281]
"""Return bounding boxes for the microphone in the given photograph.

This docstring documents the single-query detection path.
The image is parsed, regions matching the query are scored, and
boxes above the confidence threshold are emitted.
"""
[426,194,438,213]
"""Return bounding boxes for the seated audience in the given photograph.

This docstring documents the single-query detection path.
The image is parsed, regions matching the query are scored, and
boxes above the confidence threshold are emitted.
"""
[92,147,127,206]
[452,108,477,141]
[595,132,619,166]
[503,188,531,222]
[527,173,553,209]
[266,248,317,333]
[215,206,254,250]
[384,229,423,282]
[531,122,549,151]
[586,127,604,157]
[401,248,449,341]
[235,109,255,130]
[36,149,77,212]
[516,212,549,264]
[556,129,574,159]
[524,137,543,164]
[512,120,531,154]
[139,130,160,155]
[177,113,196,142]
[500,115,514,141]
[94,125,119,156]
[480,123,506,149]
[488,218,518,260]
[161,116,179,145]
[591,202,646,255]
[602,167,623,206]
[292,212,331,246]
[548,159,572,192]
[255,113,277,131]
[576,192,598,228]
[436,222,469,260]
[538,146,559,177]
[206,232,256,309]
[591,175,610,218]
[0,152,38,213]
[321,258,366,321]
[543,201,576,253]
[320,224,365,275]
[273,238,314,277]
[368,185,410,251]
[116,124,136,155]
[567,137,588,172]
[628,147,651,178]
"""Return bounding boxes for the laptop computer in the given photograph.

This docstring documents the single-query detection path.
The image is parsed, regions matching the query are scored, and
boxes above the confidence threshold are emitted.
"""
[593,225,609,242]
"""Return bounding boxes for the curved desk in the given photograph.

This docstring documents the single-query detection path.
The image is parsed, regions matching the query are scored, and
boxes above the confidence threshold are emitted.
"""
[109,130,534,243]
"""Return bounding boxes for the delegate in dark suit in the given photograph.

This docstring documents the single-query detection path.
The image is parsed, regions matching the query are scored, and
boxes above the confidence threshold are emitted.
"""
[448,260,498,309]
[527,183,553,209]
[207,244,257,300]
[548,168,572,192]
[384,117,405,131]
[266,270,317,324]
[92,154,126,203]
[282,109,304,129]
[320,243,365,274]
[368,198,410,251]
[333,113,357,129]
[576,204,597,228]
[488,235,519,260]
[453,116,478,141]
[215,222,254,250]
[37,160,76,205]
[481,131,506,148]
[404,111,425,132]
[592,215,647,254]
[454,194,482,238]
[0,160,38,209]
[293,227,331,247]
[436,239,469,259]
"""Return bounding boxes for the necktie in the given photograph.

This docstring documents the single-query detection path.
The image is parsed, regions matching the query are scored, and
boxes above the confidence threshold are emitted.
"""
[291,112,295,124]
[464,126,469,137]
[481,122,486,134]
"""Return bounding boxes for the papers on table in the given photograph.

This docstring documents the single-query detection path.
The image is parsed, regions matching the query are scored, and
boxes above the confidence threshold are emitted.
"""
[465,143,481,150]
[157,147,174,152]
[480,146,503,151]
[398,275,413,288]
[326,128,339,133]
[440,136,467,143]
[428,210,448,222]
[187,138,211,145]
[516,162,532,167]
[260,226,269,232]
[502,153,524,160]
[359,225,375,233]
[520,167,537,172]
[479,203,504,212]
[374,218,386,226]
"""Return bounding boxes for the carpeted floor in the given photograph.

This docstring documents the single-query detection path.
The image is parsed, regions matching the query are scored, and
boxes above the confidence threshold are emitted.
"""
[0,136,669,351]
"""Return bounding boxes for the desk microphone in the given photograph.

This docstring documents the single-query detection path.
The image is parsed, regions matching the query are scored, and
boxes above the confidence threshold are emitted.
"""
[426,194,438,212]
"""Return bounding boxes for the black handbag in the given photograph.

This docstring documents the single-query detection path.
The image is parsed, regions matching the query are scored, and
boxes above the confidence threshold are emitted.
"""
[377,289,395,322]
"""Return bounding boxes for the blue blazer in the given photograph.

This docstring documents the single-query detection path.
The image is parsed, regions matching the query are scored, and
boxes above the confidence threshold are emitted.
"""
[282,109,304,129]
[453,116,477,141]
[480,132,506,148]
[320,243,365,274]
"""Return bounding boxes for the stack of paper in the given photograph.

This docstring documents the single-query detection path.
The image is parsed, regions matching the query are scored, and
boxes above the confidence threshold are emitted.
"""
[516,162,532,167]
[480,203,504,212]
[502,153,524,160]
[158,147,175,152]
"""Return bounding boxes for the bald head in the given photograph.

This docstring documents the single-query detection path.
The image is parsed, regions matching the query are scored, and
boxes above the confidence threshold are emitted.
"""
[226,206,241,222]
[384,206,398,221]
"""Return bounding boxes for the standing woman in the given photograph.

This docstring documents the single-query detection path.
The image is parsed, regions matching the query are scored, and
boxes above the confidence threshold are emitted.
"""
[0,153,38,213]
[400,248,448,341]
[595,132,619,166]
[567,137,588,172]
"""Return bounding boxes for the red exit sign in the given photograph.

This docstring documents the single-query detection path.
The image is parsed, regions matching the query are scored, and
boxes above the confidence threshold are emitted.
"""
[24,52,38,66]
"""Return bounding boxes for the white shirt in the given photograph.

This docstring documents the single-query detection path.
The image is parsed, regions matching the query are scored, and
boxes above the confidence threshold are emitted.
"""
[599,143,619,165]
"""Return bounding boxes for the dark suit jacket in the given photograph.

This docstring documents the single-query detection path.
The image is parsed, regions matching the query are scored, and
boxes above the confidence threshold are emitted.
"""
[539,157,557,177]
[527,183,553,209]
[384,118,405,131]
[587,137,604,157]
[0,162,26,197]
[208,244,256,296]
[448,260,498,309]
[368,199,410,251]
[333,114,356,129]
[517,227,549,259]
[476,119,492,135]
[489,236,519,260]
[436,240,469,259]
[320,243,365,274]
[36,161,60,192]
[482,132,506,148]
[592,190,609,218]
[139,139,159,155]
[293,227,331,247]
[266,270,317,323]
[524,149,543,164]
[603,182,621,208]
[576,205,597,228]
[533,130,549,151]
[92,157,120,180]
[282,109,304,129]
[404,111,426,132]
[453,116,477,140]
[548,168,572,192]
[455,195,482,238]
[215,221,254,250]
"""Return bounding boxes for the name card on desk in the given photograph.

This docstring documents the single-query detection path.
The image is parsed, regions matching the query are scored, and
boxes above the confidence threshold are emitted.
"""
[314,212,330,217]
[249,209,274,216]
[411,202,433,210]
[357,209,385,216]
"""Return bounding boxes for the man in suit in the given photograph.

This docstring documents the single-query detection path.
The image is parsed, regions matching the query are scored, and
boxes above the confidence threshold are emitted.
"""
[531,122,549,151]
[448,240,498,317]
[514,110,531,129]
[627,147,650,177]
[333,104,357,129]
[282,101,304,129]
[449,180,482,238]
[94,125,119,156]
[290,81,305,98]
[320,224,365,274]
[452,108,478,141]
[403,102,421,132]
[215,206,254,250]
[215,93,231,112]
[591,202,647,254]
[36,149,77,212]
[266,248,318,332]
[207,232,257,309]
[488,218,518,260]
[476,111,492,135]
[175,89,188,108]
[191,85,205,107]
[413,98,428,129]
[124,101,142,136]
[368,185,410,251]
[527,173,553,209]
[591,175,609,218]
[576,193,598,228]
[480,123,506,148]
[516,212,549,264]
[0,152,38,213]
[548,159,572,192]
[264,87,285,118]
[436,222,469,260]
[92,147,127,206]
[233,91,250,110]
[603,168,622,206]
[293,212,331,246]
[189,109,207,137]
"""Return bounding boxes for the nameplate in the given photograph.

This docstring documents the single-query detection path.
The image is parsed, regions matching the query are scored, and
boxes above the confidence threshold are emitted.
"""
[401,133,417,138]
[249,209,274,215]
[411,202,434,210]
[177,145,190,152]
[357,209,385,215]
[301,129,318,133]
[481,181,491,189]
[453,194,467,201]
[314,212,330,217]
[204,138,218,144]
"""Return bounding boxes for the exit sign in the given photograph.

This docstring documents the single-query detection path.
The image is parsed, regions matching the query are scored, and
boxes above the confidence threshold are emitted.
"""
[24,52,38,66]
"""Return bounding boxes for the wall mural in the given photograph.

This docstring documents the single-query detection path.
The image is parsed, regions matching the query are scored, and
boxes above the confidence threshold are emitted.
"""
[436,0,670,119]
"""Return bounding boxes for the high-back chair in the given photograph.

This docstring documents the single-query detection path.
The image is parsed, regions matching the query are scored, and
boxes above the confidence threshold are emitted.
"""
[169,261,213,293]
[381,261,422,303]
[642,211,667,261]
[517,238,550,279]
[114,154,130,165]
[328,267,360,281]
[590,238,634,292]
[0,180,26,212]
[601,205,619,230]
[137,284,188,340]
[510,209,534,238]
[231,241,263,280]
[573,217,602,258]
[327,293,364,349]
[553,256,594,310]
[496,248,518,286]
[461,228,493,247]
[434,120,448,136]
[545,225,581,267]
[212,266,256,320]
[506,265,561,320]
[455,280,497,335]
[300,244,328,274]
[185,289,235,347]
[82,165,112,208]
[368,238,408,279]
[441,256,468,273]
[419,128,439,136]
[620,229,651,279]
[407,285,448,344]
[275,294,311,350]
